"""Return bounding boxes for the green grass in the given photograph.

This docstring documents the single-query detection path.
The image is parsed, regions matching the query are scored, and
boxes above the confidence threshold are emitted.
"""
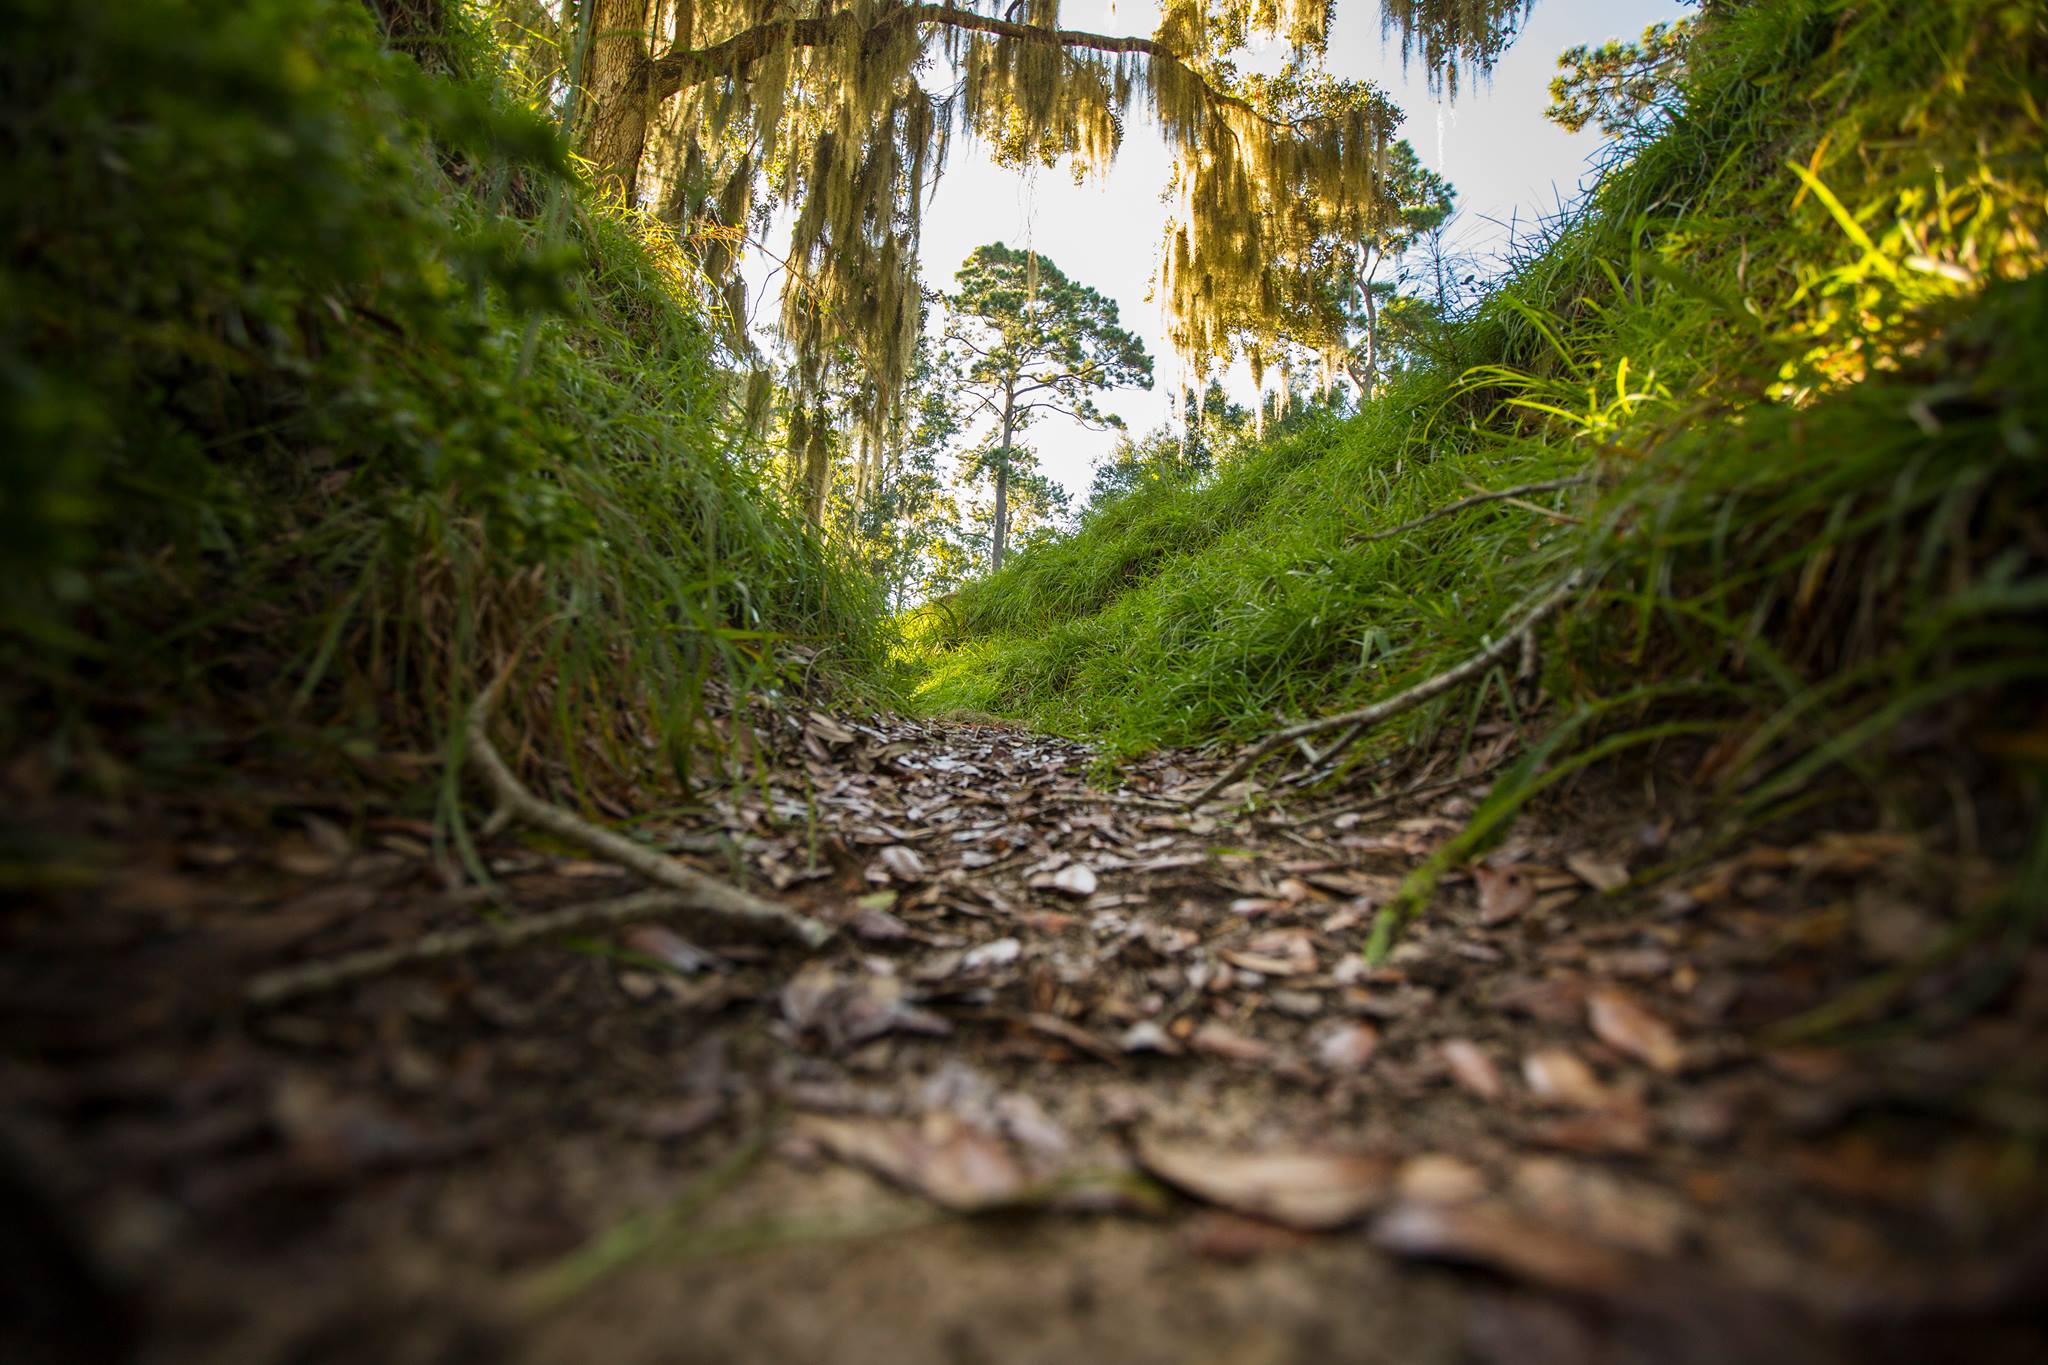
[901,0,2048,981]
[1,0,883,806]
[903,0,2048,784]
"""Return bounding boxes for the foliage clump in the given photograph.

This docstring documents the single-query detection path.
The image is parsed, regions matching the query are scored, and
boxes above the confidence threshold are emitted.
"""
[1,0,878,795]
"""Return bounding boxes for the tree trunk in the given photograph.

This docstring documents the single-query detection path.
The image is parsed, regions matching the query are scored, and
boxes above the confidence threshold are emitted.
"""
[991,383,1016,573]
[574,0,655,201]
[1362,286,1380,401]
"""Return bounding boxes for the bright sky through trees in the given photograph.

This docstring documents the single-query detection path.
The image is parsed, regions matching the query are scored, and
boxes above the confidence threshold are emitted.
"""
[895,0,1693,500]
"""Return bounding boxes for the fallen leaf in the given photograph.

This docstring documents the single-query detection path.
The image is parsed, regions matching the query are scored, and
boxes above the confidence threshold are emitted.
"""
[962,936,1022,972]
[1586,987,1683,1073]
[875,845,928,883]
[1138,1138,1395,1230]
[623,925,720,975]
[1565,852,1631,894]
[1441,1039,1505,1100]
[792,1112,1030,1211]
[780,967,952,1050]
[848,905,912,941]
[1313,1021,1380,1072]
[1473,864,1536,926]
[1050,863,1099,898]
[1396,1154,1488,1205]
[1188,1021,1274,1065]
[1522,1048,1611,1109]
[1021,1012,1122,1063]
[1371,1200,1635,1298]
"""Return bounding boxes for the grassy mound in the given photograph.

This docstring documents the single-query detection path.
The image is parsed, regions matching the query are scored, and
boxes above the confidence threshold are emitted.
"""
[2,0,881,808]
[902,0,2048,968]
[904,0,2047,760]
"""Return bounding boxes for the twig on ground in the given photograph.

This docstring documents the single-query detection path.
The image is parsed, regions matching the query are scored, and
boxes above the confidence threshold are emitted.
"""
[1184,570,1586,808]
[1346,475,1590,546]
[466,665,833,948]
[246,888,706,1007]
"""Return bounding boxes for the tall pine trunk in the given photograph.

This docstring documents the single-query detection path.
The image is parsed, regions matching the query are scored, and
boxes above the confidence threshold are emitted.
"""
[992,382,1016,573]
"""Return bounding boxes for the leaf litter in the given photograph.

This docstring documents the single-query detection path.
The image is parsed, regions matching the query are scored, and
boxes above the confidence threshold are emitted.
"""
[4,711,2044,1362]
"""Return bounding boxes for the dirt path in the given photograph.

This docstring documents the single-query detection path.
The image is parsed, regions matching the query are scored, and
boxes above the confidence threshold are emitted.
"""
[3,716,2044,1363]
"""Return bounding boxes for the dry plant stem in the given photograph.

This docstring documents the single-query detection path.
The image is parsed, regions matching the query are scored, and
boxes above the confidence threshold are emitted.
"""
[1346,475,1590,546]
[244,889,705,1007]
[1187,570,1586,808]
[467,669,834,948]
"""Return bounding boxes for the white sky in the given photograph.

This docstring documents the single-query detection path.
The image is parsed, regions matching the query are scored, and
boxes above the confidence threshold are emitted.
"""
[747,0,1691,505]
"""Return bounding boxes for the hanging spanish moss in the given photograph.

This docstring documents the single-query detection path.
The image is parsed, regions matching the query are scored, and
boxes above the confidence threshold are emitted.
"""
[565,0,1526,455]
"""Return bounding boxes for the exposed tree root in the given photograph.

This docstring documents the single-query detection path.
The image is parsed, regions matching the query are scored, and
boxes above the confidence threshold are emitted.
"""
[1185,570,1586,808]
[464,666,834,949]
[245,888,710,1007]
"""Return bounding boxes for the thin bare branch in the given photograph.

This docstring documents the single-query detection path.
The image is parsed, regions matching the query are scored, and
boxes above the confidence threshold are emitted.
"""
[1346,475,1590,546]
[1184,569,1587,807]
[245,889,704,1007]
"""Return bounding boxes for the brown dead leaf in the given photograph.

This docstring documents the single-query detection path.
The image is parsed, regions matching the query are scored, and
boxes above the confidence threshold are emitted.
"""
[1371,1200,1635,1298]
[1313,1021,1380,1073]
[1586,987,1683,1073]
[1138,1138,1395,1230]
[1021,1012,1123,1064]
[1441,1039,1505,1101]
[1522,1048,1611,1109]
[1565,852,1631,894]
[792,1112,1031,1211]
[848,905,913,941]
[874,845,928,883]
[1396,1154,1488,1205]
[623,926,720,975]
[1188,1021,1274,1065]
[1473,864,1536,926]
[780,966,952,1050]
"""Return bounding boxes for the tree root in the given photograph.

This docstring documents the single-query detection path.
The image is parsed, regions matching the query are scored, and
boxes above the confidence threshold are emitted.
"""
[242,665,833,1007]
[463,666,833,949]
[1184,569,1586,808]
[246,888,712,1007]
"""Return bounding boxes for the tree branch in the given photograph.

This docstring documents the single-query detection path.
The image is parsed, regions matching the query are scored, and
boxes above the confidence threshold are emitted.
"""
[1183,570,1587,808]
[1346,475,1590,546]
[647,3,1280,128]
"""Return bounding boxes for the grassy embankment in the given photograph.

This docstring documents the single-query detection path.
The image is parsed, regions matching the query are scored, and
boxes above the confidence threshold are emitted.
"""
[903,0,2048,963]
[2,0,882,835]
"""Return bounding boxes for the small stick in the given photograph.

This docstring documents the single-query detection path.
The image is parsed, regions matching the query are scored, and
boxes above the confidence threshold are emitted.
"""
[1184,570,1585,808]
[1347,475,1590,546]
[467,666,833,948]
[245,888,700,1006]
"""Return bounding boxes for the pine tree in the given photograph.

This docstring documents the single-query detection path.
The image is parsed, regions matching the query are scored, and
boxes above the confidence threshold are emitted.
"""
[943,243,1150,572]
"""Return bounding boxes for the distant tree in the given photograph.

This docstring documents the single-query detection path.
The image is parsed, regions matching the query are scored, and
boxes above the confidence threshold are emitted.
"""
[1547,20,1694,141]
[944,244,1151,572]
[1085,381,1251,515]
[1340,139,1454,398]
[855,337,973,607]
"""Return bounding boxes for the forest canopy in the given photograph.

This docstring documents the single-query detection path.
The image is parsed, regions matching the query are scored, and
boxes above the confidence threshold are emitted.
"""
[546,0,1534,449]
